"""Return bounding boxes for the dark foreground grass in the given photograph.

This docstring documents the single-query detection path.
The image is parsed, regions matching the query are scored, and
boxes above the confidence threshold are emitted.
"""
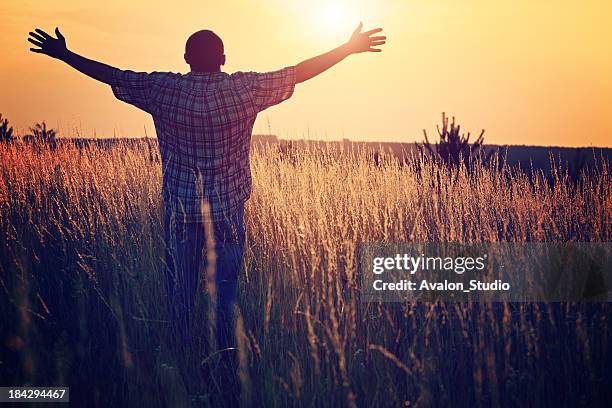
[0,141,610,407]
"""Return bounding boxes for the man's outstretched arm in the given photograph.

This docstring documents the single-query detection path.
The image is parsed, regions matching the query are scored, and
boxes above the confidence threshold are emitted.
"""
[28,27,116,84]
[295,22,386,84]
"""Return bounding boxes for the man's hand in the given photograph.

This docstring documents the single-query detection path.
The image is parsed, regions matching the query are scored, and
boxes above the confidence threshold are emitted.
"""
[346,22,386,54]
[27,26,116,84]
[295,22,386,83]
[28,27,68,60]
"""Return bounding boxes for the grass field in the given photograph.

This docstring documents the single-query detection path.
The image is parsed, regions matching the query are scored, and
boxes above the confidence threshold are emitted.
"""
[0,140,610,407]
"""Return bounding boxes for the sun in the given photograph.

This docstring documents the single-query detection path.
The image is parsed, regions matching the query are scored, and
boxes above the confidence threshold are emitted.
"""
[287,0,370,40]
[319,3,346,27]
[315,1,357,35]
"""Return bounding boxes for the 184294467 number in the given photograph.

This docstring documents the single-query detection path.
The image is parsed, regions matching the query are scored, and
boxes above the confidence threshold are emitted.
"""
[0,387,69,403]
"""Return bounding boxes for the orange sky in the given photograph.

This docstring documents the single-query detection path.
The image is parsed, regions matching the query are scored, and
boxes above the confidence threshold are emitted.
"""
[1,0,611,147]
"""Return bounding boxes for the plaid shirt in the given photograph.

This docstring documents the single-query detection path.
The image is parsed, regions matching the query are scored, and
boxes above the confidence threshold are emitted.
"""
[109,66,296,223]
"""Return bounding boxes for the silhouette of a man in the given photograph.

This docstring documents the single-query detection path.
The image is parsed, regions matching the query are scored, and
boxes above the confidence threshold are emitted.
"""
[28,23,385,357]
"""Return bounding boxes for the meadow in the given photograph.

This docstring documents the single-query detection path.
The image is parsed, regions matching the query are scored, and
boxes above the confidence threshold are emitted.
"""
[0,140,610,407]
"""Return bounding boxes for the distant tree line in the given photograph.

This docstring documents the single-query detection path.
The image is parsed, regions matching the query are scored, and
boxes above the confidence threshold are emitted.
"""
[3,111,495,167]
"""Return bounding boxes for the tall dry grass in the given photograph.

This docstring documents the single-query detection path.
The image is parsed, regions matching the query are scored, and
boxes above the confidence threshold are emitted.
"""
[0,140,610,407]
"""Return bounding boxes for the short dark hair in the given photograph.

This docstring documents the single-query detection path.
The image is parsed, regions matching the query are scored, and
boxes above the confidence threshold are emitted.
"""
[185,30,224,60]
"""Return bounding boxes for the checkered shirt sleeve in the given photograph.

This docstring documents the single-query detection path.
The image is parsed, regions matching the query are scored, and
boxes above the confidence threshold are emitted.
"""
[235,66,296,112]
[109,69,176,113]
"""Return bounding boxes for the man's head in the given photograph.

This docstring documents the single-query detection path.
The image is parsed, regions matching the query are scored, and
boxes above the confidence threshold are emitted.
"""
[184,30,225,72]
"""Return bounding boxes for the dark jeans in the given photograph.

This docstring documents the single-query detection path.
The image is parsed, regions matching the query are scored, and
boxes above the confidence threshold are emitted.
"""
[163,204,245,353]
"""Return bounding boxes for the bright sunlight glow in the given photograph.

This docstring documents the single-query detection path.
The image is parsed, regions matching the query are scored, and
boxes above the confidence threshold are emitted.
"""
[283,0,385,42]
[308,0,359,37]
[318,3,355,30]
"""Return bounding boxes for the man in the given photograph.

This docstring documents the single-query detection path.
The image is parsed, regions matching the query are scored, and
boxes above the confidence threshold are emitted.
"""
[27,23,385,359]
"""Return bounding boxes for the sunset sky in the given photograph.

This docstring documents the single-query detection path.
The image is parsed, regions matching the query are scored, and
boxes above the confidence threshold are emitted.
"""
[1,0,611,147]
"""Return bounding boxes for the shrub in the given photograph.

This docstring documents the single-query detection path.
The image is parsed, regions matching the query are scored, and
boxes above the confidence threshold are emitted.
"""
[25,121,57,146]
[419,112,491,169]
[0,113,14,143]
